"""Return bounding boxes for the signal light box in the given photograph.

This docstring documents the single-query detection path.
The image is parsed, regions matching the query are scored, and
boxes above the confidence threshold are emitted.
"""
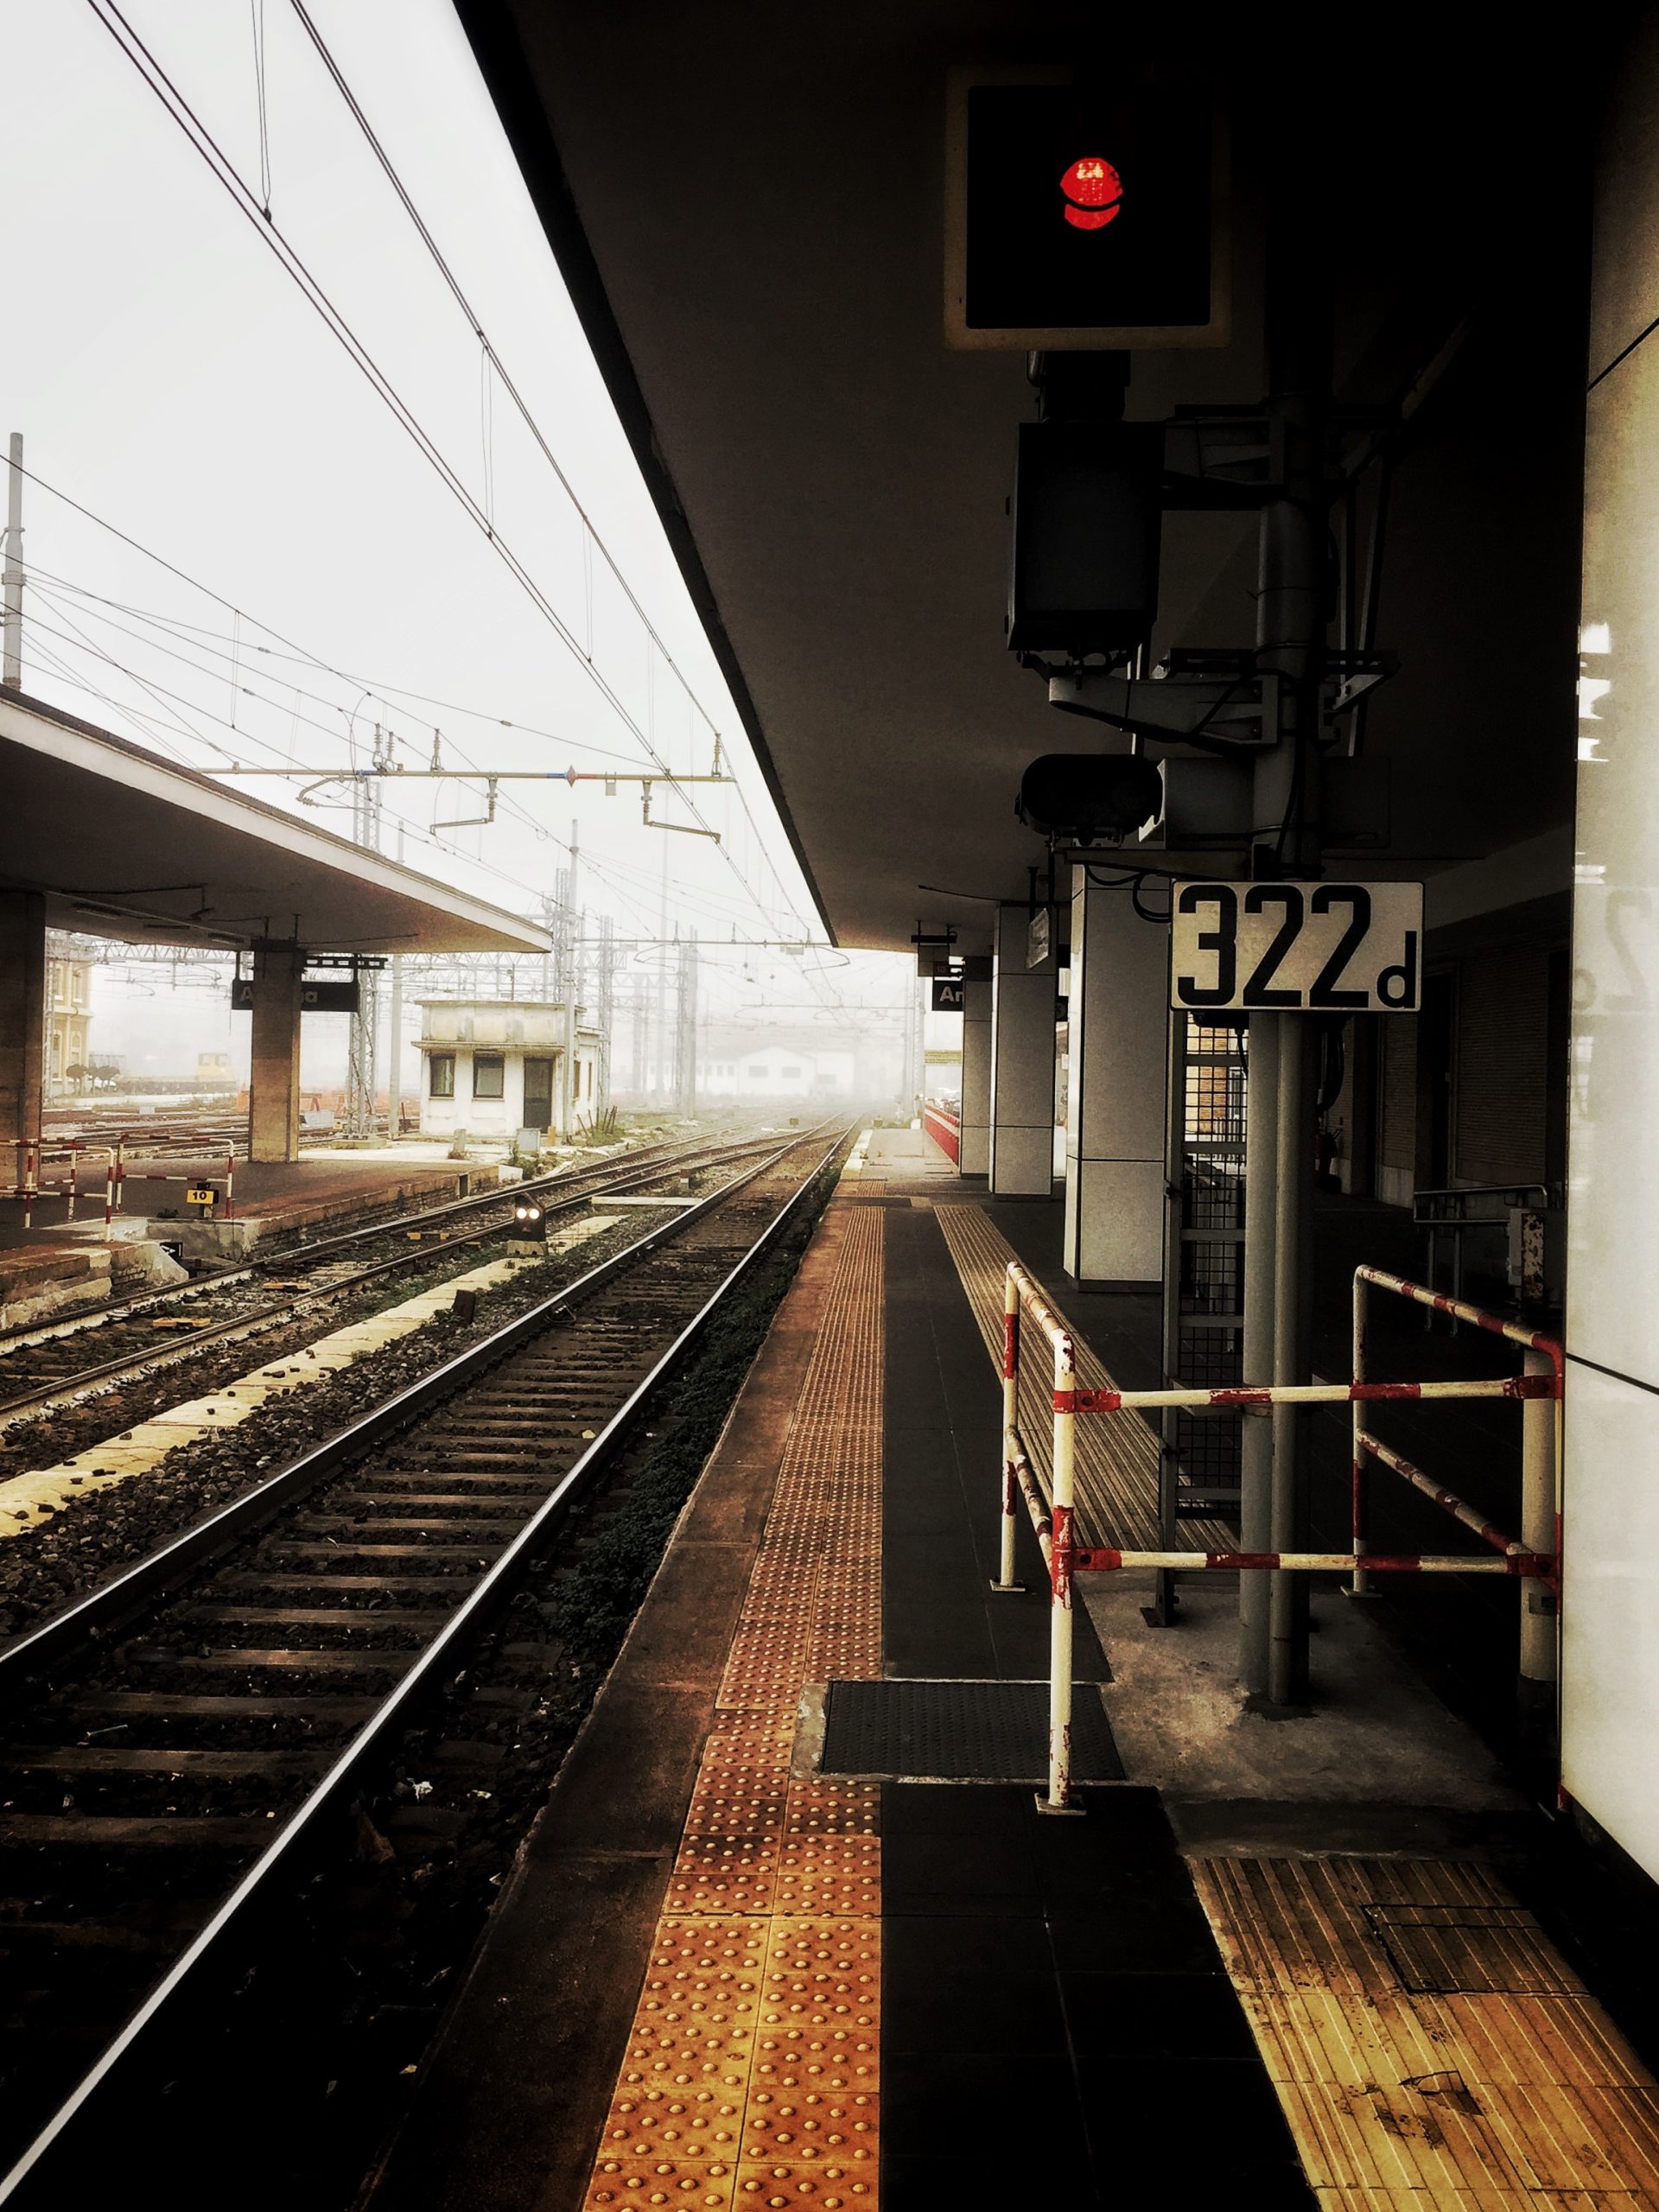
[945,67,1228,351]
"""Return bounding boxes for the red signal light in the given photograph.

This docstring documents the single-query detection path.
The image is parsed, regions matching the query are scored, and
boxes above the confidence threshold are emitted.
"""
[1060,156,1123,232]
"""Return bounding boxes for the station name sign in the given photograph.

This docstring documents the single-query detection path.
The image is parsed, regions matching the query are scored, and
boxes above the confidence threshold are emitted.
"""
[231,977,361,1014]
[931,976,967,1013]
[1170,880,1423,1014]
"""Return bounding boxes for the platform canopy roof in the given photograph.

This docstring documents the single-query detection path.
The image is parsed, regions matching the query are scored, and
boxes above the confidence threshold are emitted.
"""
[452,3,1578,954]
[0,690,550,954]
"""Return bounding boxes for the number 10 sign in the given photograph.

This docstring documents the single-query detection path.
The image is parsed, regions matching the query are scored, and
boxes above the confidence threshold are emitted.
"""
[1171,880,1424,1014]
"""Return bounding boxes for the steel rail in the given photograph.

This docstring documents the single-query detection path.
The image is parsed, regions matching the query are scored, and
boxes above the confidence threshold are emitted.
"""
[0,1128,784,1426]
[0,1122,849,2204]
[0,1127,729,1357]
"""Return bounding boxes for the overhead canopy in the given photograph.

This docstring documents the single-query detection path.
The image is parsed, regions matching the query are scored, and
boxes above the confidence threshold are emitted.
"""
[0,689,550,953]
[454,3,1581,954]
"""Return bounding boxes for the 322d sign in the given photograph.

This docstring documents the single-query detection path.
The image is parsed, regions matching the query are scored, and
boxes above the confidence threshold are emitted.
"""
[1171,880,1423,1014]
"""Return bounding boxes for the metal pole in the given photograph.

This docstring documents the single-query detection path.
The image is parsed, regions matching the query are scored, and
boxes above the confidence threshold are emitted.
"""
[561,820,580,1141]
[1154,1007,1187,1626]
[1351,1267,1370,1594]
[1245,165,1329,1706]
[1518,1344,1560,1749]
[388,955,404,1140]
[1269,1017,1313,1705]
[993,1266,1021,1593]
[1238,1013,1280,1691]
[3,433,22,690]
[1043,1328,1078,1812]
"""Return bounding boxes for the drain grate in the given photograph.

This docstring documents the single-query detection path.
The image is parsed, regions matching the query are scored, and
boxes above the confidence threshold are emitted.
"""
[1365,1904,1586,1995]
[817,1677,1124,1784]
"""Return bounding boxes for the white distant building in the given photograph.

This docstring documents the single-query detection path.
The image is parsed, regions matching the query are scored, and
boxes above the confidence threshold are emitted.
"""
[702,1044,855,1101]
[416,999,603,1143]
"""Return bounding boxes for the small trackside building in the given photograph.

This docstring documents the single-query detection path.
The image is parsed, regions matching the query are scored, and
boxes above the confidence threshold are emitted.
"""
[415,999,602,1144]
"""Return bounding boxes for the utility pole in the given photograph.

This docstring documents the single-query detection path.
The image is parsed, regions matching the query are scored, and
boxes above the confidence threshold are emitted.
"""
[560,819,581,1140]
[654,835,670,1100]
[1239,181,1330,1706]
[595,913,615,1114]
[675,932,698,1115]
[387,821,404,1143]
[345,758,382,1139]
[3,434,23,691]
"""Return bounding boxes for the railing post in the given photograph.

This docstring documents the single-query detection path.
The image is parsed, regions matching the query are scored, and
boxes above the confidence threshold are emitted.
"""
[1518,1344,1560,1751]
[1041,1328,1078,1814]
[992,1266,1022,1593]
[1351,1269,1370,1595]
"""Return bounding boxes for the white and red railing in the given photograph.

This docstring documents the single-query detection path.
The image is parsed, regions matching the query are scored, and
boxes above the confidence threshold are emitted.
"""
[10,1141,236,1232]
[997,1259,1562,1811]
[922,1103,961,1164]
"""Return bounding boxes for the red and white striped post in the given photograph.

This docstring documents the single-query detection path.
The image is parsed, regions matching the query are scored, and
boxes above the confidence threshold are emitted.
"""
[1043,1326,1079,1814]
[993,1268,1022,1593]
[65,1147,79,1224]
[1351,1268,1369,1596]
[223,1150,235,1222]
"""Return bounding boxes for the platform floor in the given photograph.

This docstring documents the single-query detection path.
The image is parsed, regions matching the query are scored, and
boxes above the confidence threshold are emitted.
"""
[362,1140,1656,2212]
[0,1151,495,1254]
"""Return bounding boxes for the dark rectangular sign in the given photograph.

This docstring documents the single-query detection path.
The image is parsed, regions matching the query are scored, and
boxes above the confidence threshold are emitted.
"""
[232,977,360,1013]
[931,976,967,1013]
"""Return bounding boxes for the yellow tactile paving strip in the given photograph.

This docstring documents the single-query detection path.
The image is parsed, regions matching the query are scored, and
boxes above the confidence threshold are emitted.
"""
[1193,1853,1659,2209]
[584,1205,884,2212]
[0,1217,616,1533]
[934,1203,1230,1553]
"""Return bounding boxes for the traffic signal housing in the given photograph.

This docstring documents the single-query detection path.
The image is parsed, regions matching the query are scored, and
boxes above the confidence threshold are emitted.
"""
[946,69,1226,350]
[1007,419,1164,655]
[510,1198,548,1242]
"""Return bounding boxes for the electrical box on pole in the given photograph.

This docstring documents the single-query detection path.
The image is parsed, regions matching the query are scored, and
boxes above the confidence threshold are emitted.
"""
[1007,420,1164,653]
[946,68,1228,351]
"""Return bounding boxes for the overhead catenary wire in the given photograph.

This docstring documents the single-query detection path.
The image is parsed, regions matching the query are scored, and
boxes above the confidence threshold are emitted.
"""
[282,0,819,950]
[25,580,798,949]
[83,0,813,945]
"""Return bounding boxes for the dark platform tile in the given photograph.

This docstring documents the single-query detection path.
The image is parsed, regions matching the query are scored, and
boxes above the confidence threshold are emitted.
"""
[880,1825,1039,1916]
[880,1780,1039,1836]
[1058,1969,1259,2060]
[1046,1908,1227,1976]
[881,2050,1090,2164]
[882,2155,1082,2210]
[1076,2058,1315,2204]
[884,1913,1068,2055]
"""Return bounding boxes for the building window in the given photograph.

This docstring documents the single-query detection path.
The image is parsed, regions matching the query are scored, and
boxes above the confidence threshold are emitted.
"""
[429,1052,455,1099]
[473,1052,505,1099]
[749,1067,769,1080]
[781,1065,802,1079]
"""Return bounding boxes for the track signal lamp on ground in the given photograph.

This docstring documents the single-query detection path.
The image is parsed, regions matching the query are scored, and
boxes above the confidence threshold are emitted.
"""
[510,1198,547,1242]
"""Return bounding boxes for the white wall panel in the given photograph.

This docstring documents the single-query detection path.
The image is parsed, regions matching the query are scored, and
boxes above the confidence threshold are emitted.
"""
[1564,11,1659,1882]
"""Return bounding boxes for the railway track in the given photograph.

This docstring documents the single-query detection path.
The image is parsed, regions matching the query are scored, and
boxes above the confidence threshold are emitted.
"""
[0,1126,779,1427]
[0,1122,848,2202]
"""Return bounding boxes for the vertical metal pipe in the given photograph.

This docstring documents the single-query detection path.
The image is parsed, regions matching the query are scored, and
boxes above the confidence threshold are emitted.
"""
[1155,1006,1186,1625]
[1238,1012,1280,1691]
[1269,1017,1313,1706]
[1045,1330,1077,1811]
[994,1268,1021,1592]
[388,954,404,1141]
[1351,1268,1370,1594]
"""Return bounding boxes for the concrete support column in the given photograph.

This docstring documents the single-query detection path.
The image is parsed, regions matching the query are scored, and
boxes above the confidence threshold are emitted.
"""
[959,959,992,1177]
[0,890,45,1169]
[990,908,1058,1195]
[1063,865,1166,1287]
[249,942,304,1164]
